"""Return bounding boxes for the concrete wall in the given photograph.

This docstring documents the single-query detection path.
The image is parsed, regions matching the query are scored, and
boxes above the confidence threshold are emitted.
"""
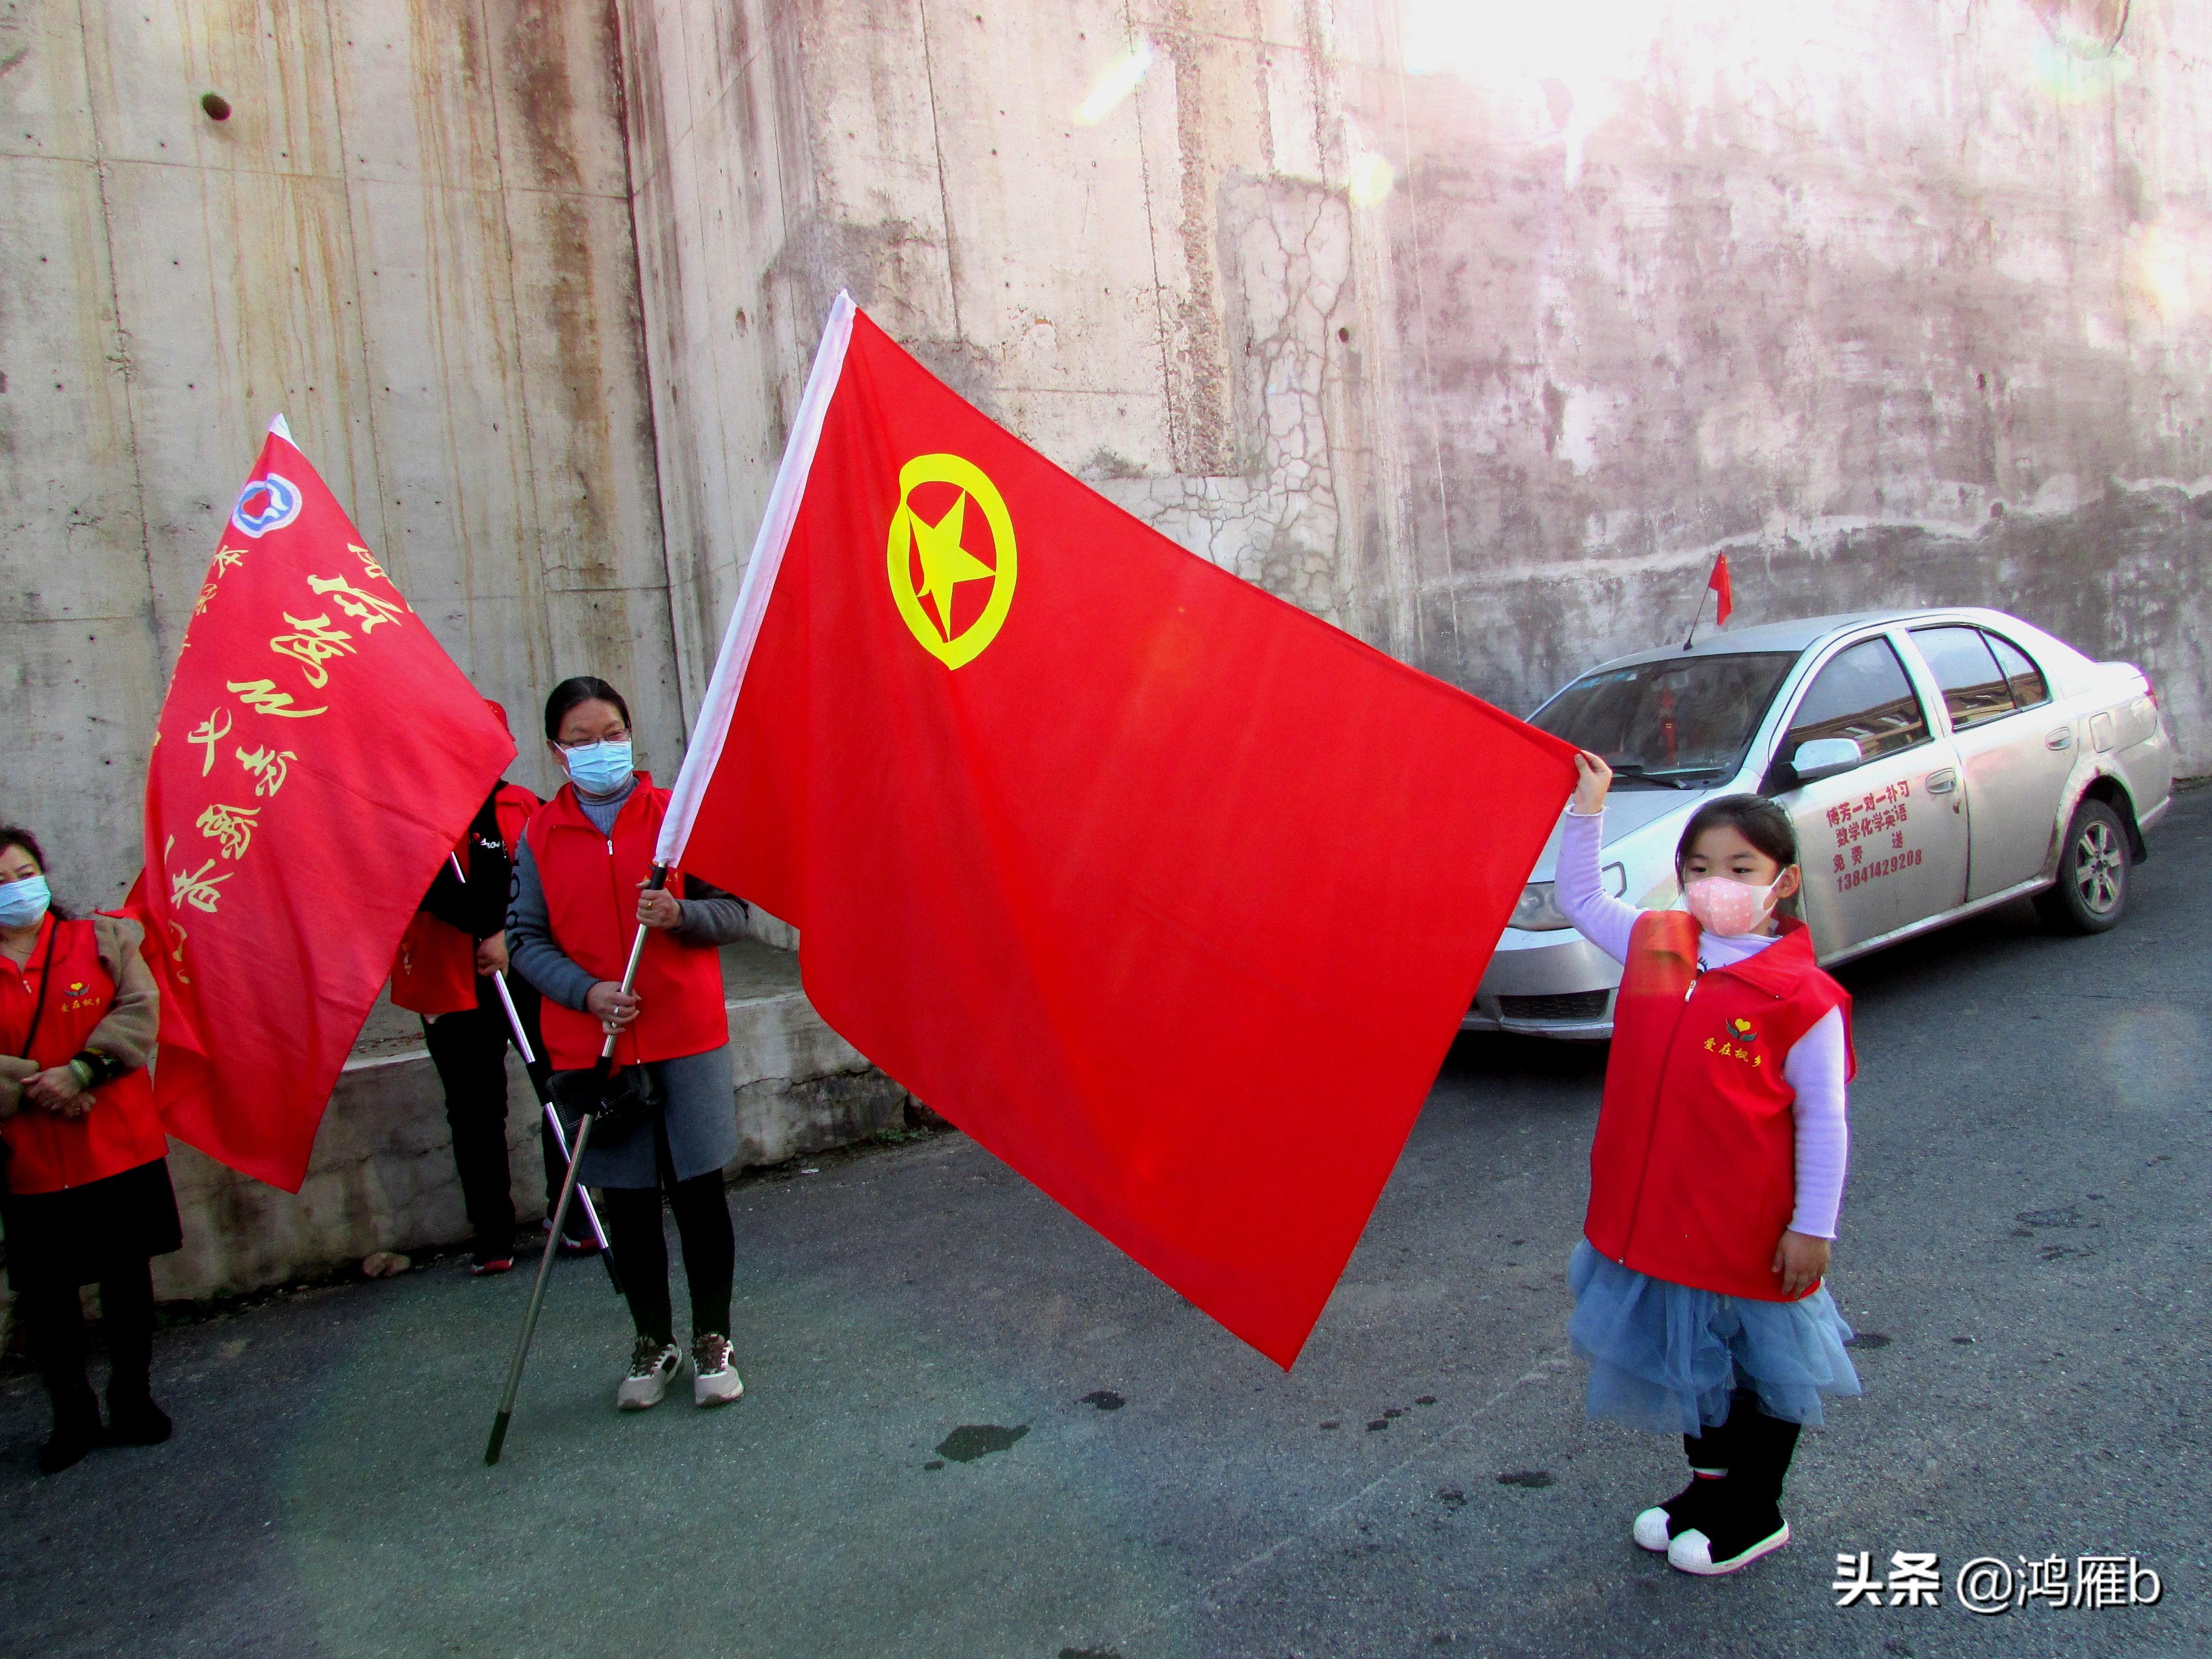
[613,0,1404,698]
[1,0,678,912]
[615,0,2212,773]
[1374,0,2212,763]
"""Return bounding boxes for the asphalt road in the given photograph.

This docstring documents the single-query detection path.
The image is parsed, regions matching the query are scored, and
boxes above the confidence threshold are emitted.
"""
[4,791,2208,1659]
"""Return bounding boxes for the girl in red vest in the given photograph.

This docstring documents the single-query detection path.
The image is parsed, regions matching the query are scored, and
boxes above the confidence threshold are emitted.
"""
[1560,755,1861,1575]
[507,677,752,1413]
[0,827,179,1474]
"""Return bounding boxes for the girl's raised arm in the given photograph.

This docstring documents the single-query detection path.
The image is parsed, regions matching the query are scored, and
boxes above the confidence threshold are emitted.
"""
[1555,751,1641,966]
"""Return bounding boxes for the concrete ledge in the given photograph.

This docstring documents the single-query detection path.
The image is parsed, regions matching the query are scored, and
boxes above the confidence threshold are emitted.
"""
[3,939,910,1323]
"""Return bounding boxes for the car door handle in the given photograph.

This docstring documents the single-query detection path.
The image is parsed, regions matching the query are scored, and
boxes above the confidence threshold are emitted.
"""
[2045,728,2073,751]
[1926,769,1957,794]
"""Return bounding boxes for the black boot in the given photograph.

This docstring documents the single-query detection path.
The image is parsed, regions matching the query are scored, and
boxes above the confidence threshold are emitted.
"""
[38,1373,104,1475]
[105,1395,171,1447]
[22,1283,104,1475]
[100,1262,172,1447]
[1633,1394,1746,1551]
[1668,1398,1800,1575]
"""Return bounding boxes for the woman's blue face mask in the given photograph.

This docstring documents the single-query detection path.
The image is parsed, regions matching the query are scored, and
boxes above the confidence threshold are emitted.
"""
[563,740,635,797]
[0,873,52,930]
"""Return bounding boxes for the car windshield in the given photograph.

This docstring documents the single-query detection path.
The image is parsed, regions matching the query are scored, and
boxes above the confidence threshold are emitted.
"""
[1531,652,1797,785]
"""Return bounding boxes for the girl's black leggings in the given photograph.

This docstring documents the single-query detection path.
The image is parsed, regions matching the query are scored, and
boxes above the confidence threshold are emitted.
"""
[596,1125,735,1347]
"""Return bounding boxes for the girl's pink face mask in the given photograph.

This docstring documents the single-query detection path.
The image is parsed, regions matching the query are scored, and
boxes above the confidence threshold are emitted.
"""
[1682,874,1784,938]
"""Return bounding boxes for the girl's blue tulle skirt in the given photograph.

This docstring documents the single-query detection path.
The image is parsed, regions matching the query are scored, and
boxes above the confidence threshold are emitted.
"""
[1566,1239,1863,1435]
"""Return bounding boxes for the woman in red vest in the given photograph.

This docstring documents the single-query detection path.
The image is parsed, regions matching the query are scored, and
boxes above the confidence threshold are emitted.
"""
[0,826,179,1474]
[1558,756,1861,1576]
[507,677,751,1414]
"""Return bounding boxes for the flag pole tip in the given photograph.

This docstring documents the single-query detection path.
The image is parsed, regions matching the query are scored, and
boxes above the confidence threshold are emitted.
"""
[268,412,294,443]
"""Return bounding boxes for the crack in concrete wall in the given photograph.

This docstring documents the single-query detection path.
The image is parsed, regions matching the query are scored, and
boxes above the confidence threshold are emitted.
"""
[1100,174,1357,621]
[1158,3,1238,476]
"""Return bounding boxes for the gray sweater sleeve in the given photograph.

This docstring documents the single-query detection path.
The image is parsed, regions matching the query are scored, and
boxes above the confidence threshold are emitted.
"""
[675,876,751,948]
[505,840,600,1013]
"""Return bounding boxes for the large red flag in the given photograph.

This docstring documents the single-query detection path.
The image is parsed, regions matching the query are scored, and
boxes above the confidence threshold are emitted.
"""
[133,420,514,1190]
[661,300,1575,1366]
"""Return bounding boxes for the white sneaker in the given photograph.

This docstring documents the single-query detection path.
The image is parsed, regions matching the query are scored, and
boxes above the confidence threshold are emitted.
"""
[1667,1519,1791,1575]
[1635,1472,1726,1551]
[616,1336,682,1411]
[691,1332,744,1407]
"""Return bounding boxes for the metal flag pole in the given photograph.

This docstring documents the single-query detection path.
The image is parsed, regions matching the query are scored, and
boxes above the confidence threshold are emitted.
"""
[1682,584,1708,651]
[484,866,668,1466]
[447,852,613,1264]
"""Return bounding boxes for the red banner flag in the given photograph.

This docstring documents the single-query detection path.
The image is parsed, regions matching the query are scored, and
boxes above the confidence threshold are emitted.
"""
[658,300,1575,1366]
[132,421,514,1190]
[1709,552,1734,627]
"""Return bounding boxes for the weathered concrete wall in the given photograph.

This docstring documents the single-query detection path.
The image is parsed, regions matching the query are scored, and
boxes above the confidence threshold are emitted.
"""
[616,0,2212,773]
[1373,0,2212,764]
[0,0,678,911]
[613,0,1396,695]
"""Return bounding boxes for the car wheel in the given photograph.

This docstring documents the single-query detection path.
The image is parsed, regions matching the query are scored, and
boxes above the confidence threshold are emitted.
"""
[2033,798,2129,935]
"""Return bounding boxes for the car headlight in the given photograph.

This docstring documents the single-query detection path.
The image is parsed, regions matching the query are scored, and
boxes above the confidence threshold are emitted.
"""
[1511,864,1626,931]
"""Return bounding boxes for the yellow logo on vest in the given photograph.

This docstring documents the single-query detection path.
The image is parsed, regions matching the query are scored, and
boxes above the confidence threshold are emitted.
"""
[887,454,1017,669]
[1704,1019,1763,1068]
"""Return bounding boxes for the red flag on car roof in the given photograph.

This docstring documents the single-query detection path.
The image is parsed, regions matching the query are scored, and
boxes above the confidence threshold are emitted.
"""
[129,420,514,1190]
[1708,552,1734,627]
[652,297,1575,1367]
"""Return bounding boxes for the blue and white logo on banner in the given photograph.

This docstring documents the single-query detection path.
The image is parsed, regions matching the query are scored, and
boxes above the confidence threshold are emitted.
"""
[230,473,303,539]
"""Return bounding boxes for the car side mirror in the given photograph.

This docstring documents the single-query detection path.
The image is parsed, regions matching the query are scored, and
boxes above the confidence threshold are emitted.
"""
[1790,736,1864,785]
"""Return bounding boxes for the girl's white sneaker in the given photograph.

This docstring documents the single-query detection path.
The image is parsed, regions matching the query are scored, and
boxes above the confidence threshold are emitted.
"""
[616,1337,682,1410]
[1666,1519,1791,1575]
[1635,1471,1728,1551]
[691,1333,744,1407]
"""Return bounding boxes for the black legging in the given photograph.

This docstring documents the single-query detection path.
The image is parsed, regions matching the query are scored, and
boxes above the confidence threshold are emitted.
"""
[19,1255,157,1409]
[421,976,582,1256]
[597,1117,734,1348]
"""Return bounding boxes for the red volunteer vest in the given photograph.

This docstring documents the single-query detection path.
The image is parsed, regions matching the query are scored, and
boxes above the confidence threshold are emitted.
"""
[1,915,169,1195]
[391,782,542,1017]
[1584,910,1854,1302]
[524,777,729,1070]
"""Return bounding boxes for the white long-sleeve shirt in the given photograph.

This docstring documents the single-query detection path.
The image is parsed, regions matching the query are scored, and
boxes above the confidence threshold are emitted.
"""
[1556,807,1849,1239]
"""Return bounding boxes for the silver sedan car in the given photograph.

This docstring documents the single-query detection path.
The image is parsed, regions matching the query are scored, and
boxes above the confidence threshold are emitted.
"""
[1467,607,2174,1039]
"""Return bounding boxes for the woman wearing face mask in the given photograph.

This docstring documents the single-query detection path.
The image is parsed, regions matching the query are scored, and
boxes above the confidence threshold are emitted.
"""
[505,677,751,1413]
[0,827,179,1474]
[1552,755,1861,1577]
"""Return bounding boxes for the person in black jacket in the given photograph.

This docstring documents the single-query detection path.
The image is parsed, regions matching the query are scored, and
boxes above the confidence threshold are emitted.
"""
[389,708,595,1273]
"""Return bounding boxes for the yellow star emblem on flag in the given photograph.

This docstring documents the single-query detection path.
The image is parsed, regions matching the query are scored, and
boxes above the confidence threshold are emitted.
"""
[887,454,1017,668]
